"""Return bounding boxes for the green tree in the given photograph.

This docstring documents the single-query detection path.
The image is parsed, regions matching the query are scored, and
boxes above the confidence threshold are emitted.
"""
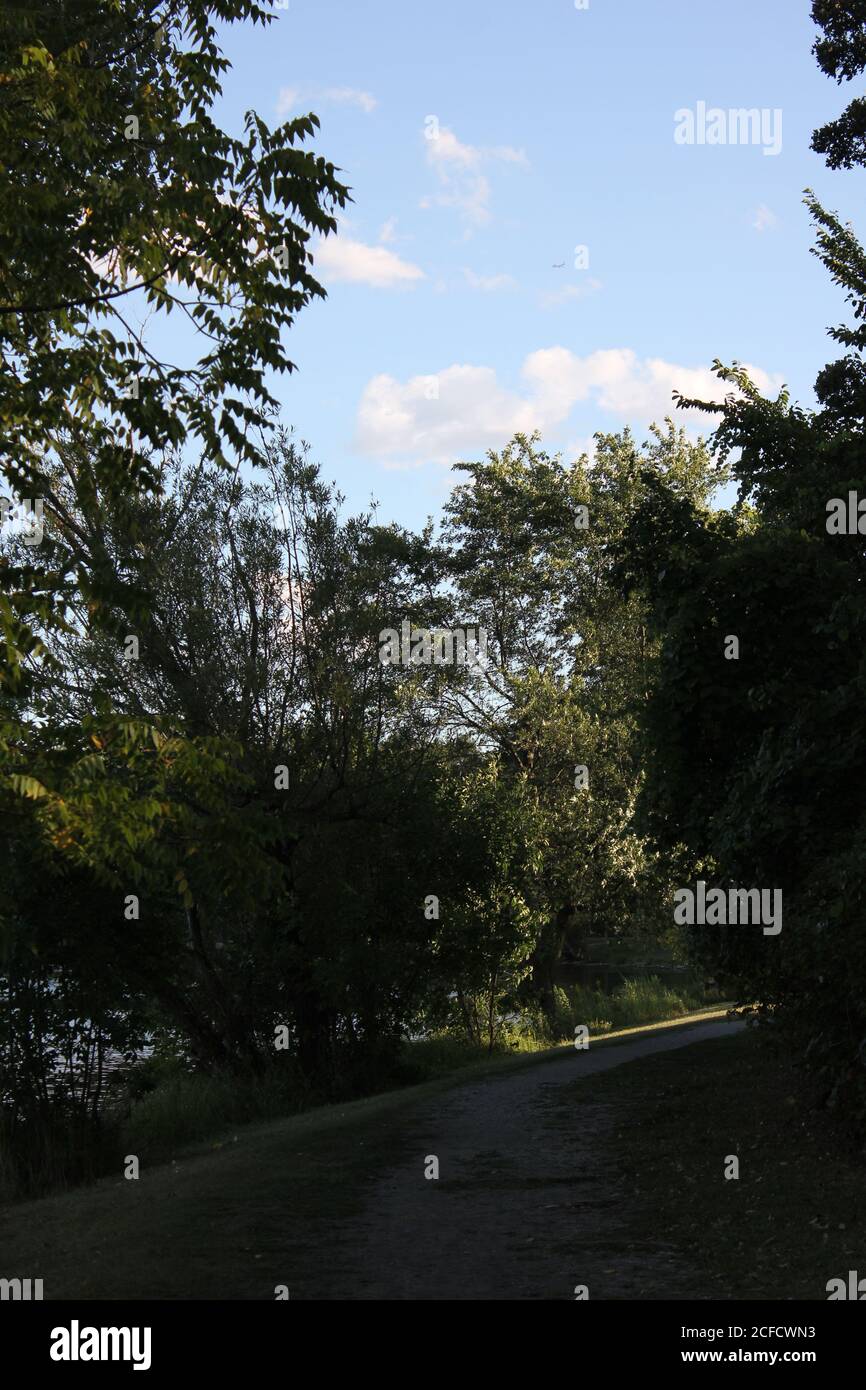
[0,0,349,688]
[10,431,517,1085]
[811,0,866,170]
[441,428,717,1018]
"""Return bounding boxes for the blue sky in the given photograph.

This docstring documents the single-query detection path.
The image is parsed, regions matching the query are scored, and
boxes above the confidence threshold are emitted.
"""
[198,0,865,528]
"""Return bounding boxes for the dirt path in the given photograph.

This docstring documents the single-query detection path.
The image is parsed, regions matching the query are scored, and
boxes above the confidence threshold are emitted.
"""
[310,1017,745,1300]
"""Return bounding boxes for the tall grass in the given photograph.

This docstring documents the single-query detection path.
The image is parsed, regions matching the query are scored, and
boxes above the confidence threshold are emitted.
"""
[120,1062,314,1167]
[549,974,707,1039]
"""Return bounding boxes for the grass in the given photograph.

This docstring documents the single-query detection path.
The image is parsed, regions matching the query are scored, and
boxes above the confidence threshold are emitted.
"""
[556,1025,866,1299]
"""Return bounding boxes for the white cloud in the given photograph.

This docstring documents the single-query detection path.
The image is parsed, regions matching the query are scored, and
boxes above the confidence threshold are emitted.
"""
[313,234,424,288]
[427,127,481,170]
[752,203,778,232]
[356,365,538,467]
[538,278,603,309]
[422,126,529,232]
[521,347,781,423]
[355,348,784,467]
[276,85,377,118]
[463,268,517,292]
[321,86,378,113]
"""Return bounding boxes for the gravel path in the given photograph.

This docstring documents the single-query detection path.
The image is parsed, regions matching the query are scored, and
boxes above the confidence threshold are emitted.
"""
[324,1017,745,1300]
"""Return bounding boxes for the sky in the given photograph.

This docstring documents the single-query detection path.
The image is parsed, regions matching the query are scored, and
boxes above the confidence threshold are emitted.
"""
[189,0,866,530]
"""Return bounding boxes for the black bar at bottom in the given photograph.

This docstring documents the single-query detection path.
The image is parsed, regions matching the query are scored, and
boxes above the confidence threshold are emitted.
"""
[1,1298,859,1375]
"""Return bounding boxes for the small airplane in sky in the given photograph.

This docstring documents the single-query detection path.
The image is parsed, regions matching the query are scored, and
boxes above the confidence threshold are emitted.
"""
[552,261,565,268]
